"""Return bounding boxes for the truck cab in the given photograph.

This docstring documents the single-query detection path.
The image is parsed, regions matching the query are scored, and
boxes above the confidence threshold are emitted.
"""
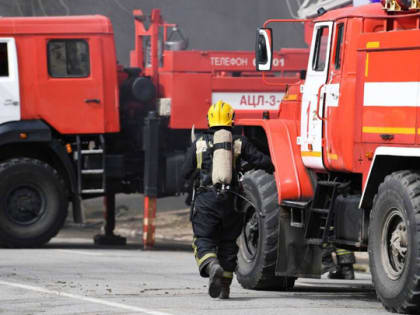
[0,16,120,134]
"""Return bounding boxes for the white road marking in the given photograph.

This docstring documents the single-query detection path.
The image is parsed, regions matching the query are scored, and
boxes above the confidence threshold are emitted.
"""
[55,249,105,256]
[0,280,173,315]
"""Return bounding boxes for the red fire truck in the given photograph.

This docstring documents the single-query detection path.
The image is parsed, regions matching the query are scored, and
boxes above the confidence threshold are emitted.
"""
[239,0,420,312]
[0,9,308,247]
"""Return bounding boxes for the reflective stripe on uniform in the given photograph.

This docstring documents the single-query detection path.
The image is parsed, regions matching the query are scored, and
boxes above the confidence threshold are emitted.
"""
[336,249,352,255]
[192,237,198,256]
[192,237,217,267]
[196,137,208,169]
[222,271,233,279]
[197,252,217,267]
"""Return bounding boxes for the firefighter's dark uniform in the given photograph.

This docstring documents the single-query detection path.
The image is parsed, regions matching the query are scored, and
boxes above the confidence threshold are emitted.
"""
[182,131,273,279]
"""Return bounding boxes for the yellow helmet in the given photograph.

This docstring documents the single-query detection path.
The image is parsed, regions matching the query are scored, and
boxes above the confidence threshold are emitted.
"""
[207,100,234,128]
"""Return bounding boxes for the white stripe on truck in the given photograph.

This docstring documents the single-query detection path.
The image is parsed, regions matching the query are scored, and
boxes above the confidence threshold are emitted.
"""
[364,82,420,107]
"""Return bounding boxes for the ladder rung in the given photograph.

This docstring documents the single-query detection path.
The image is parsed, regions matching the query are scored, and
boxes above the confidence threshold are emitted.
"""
[317,181,341,187]
[311,208,330,214]
[81,169,104,175]
[281,200,310,209]
[81,149,104,154]
[81,189,105,194]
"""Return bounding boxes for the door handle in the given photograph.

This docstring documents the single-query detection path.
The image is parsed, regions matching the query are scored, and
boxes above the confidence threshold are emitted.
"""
[85,99,101,104]
[315,84,327,121]
[380,134,394,141]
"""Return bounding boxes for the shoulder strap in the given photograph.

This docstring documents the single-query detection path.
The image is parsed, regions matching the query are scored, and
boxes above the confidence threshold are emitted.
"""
[196,136,209,169]
[233,138,242,169]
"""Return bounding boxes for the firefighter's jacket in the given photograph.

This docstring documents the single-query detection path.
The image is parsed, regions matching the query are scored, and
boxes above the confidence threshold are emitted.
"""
[182,131,274,187]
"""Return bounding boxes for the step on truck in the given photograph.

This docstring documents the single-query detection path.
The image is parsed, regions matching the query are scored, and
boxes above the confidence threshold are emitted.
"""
[236,0,420,313]
[0,9,308,247]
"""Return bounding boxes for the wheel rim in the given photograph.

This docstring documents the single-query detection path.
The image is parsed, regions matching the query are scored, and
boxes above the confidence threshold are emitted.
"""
[381,208,408,280]
[6,185,46,225]
[242,202,259,261]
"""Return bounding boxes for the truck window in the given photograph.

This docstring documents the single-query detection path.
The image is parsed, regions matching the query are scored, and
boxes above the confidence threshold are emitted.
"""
[312,26,330,72]
[334,24,344,70]
[0,43,9,77]
[48,40,90,78]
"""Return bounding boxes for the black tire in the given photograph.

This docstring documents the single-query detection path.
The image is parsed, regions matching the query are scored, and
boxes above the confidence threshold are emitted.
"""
[0,158,68,247]
[369,170,420,313]
[236,169,295,290]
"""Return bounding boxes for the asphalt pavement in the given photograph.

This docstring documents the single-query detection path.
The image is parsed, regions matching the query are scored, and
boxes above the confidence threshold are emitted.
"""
[0,194,383,314]
[0,236,387,315]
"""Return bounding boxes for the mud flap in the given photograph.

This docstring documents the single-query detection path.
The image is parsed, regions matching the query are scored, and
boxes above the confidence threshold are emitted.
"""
[275,208,323,278]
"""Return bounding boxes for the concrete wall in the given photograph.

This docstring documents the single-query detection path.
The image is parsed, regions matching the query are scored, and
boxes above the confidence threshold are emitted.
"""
[0,0,307,65]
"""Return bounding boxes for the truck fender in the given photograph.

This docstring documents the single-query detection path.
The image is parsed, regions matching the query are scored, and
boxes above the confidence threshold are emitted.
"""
[0,120,51,145]
[241,118,314,202]
[360,146,420,210]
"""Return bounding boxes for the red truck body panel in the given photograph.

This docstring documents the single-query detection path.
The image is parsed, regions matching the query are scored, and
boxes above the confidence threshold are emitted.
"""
[129,9,310,130]
[156,49,307,129]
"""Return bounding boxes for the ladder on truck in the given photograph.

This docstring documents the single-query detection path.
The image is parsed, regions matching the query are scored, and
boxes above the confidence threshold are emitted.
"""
[304,181,341,245]
[76,135,106,195]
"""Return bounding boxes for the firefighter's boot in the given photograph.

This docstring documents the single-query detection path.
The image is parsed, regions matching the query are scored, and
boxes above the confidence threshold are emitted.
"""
[329,264,355,280]
[207,260,224,298]
[321,248,337,274]
[219,273,233,299]
[329,249,356,280]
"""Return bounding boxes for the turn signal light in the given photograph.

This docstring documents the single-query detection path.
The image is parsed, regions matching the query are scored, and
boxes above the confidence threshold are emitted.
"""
[365,151,374,160]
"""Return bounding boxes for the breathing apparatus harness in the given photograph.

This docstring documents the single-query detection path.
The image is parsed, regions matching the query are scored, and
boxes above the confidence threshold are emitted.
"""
[189,132,265,220]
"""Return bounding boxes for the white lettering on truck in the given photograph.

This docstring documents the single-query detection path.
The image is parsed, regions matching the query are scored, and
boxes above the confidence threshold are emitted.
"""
[210,57,249,67]
[212,92,285,110]
[252,57,285,67]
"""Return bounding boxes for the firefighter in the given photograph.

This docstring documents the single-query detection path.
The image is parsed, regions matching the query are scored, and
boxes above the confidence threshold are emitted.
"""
[322,246,356,280]
[182,100,273,299]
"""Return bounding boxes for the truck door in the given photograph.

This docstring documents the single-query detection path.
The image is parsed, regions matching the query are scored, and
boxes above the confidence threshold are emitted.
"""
[0,38,20,124]
[300,22,333,170]
[38,38,105,134]
[323,21,347,170]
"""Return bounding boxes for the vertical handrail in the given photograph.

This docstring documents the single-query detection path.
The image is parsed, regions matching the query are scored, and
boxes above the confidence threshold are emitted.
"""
[315,83,327,121]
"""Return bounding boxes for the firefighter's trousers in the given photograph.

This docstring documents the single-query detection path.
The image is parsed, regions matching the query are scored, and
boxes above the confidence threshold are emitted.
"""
[191,190,243,277]
[323,246,356,266]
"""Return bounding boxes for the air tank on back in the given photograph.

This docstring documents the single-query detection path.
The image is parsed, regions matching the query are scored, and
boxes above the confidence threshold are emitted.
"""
[212,128,233,188]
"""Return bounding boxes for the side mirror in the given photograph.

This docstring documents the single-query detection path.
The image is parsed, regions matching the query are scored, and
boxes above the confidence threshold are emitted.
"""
[255,28,273,71]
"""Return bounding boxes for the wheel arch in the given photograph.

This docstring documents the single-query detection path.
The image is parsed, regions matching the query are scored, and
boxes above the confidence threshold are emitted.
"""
[0,120,76,192]
[239,118,314,202]
[0,120,81,222]
[0,142,75,192]
[360,147,420,210]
